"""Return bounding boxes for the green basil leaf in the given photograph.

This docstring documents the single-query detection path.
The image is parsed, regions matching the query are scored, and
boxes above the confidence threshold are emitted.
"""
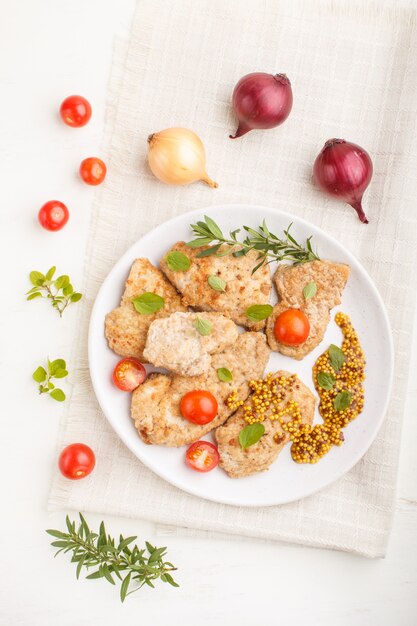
[317,371,336,390]
[50,388,66,402]
[208,275,226,292]
[49,358,66,374]
[329,344,345,372]
[217,368,233,383]
[165,251,191,272]
[193,317,212,336]
[333,391,352,411]
[53,369,68,379]
[70,292,82,302]
[33,366,47,383]
[303,281,317,299]
[245,304,273,322]
[29,271,45,286]
[239,423,265,449]
[27,292,42,300]
[55,275,70,290]
[63,284,74,296]
[45,266,56,281]
[132,292,165,315]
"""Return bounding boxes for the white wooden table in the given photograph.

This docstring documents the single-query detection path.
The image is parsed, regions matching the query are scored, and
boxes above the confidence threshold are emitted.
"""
[1,1,416,624]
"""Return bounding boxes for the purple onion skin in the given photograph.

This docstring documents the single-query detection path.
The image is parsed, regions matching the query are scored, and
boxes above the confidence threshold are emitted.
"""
[230,72,293,139]
[313,139,373,224]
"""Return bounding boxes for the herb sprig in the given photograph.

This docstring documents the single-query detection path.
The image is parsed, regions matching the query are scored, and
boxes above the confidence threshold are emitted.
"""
[187,216,320,273]
[33,358,68,401]
[46,514,178,602]
[26,267,82,317]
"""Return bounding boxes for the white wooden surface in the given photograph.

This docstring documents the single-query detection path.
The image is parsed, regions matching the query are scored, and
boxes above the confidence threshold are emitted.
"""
[0,1,416,624]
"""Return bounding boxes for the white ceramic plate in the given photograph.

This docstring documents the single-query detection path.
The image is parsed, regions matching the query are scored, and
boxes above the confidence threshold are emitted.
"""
[88,204,393,507]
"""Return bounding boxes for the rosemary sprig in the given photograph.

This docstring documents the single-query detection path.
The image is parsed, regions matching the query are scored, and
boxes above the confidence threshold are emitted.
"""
[26,266,82,316]
[187,216,320,273]
[46,514,179,602]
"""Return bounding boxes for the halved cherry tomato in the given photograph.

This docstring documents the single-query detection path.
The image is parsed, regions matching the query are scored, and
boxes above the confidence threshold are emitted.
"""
[180,390,218,425]
[185,441,220,472]
[58,443,95,480]
[274,308,310,346]
[60,95,92,127]
[79,157,107,185]
[38,200,69,231]
[113,357,146,391]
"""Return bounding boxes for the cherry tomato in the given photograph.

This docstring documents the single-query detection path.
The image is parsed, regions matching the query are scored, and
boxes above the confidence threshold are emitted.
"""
[180,390,218,425]
[38,200,69,231]
[59,95,92,127]
[58,443,95,480]
[185,441,220,472]
[79,157,107,185]
[113,357,146,391]
[274,308,310,346]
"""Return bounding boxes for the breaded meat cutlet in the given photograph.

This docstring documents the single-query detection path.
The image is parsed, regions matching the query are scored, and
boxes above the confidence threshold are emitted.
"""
[143,312,239,376]
[105,258,186,361]
[131,332,270,446]
[266,260,350,359]
[215,371,315,478]
[159,242,272,331]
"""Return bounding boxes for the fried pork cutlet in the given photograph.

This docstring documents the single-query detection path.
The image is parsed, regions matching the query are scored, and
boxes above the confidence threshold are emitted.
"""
[215,371,315,478]
[266,260,350,359]
[143,312,239,376]
[105,258,186,361]
[159,242,272,331]
[131,332,270,446]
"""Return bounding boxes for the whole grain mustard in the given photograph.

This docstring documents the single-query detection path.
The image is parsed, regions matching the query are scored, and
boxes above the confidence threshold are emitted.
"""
[226,312,365,464]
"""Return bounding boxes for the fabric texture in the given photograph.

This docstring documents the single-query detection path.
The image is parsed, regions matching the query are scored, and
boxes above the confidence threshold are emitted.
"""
[48,0,417,557]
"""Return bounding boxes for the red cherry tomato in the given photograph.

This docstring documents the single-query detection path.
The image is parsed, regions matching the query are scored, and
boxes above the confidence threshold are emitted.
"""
[180,390,218,425]
[113,357,146,391]
[185,441,220,472]
[274,308,310,346]
[60,95,92,127]
[79,157,107,186]
[58,443,95,480]
[38,200,69,231]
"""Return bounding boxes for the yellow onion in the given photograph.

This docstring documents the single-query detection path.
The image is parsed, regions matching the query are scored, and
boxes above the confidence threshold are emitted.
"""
[147,127,218,188]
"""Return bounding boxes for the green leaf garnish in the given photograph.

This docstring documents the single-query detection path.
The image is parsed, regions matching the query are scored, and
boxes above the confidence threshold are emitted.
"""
[328,344,345,372]
[317,371,336,390]
[239,423,265,449]
[132,292,164,315]
[245,304,273,322]
[217,368,233,382]
[188,216,320,272]
[32,366,47,383]
[26,267,82,316]
[165,251,191,272]
[50,388,66,402]
[33,357,68,401]
[303,281,317,300]
[208,275,226,292]
[46,513,178,603]
[193,317,212,336]
[333,391,352,411]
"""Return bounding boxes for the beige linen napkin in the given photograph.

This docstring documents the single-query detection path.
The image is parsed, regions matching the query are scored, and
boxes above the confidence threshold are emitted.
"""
[48,0,417,557]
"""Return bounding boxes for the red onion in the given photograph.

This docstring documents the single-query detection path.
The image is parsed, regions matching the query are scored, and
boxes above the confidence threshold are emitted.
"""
[313,139,373,224]
[230,72,293,139]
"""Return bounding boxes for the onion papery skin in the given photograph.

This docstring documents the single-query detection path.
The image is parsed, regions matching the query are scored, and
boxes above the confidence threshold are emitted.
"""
[147,127,218,188]
[230,72,293,139]
[313,139,373,224]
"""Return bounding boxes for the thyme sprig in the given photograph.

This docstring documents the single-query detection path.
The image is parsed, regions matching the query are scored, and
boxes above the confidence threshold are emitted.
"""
[47,514,179,602]
[187,216,320,273]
